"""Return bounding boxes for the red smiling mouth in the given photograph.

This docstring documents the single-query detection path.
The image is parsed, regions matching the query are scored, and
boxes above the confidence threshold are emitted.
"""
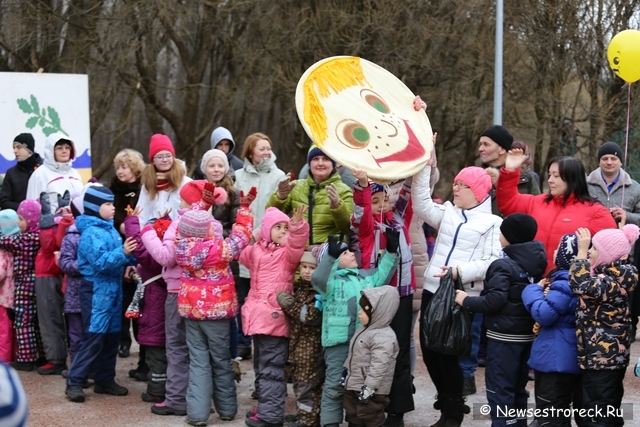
[373,120,426,166]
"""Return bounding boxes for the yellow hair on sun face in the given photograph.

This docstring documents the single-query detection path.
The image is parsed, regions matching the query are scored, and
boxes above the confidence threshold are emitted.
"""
[302,57,368,146]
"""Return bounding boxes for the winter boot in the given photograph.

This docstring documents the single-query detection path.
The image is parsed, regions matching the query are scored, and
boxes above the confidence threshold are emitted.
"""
[462,376,476,396]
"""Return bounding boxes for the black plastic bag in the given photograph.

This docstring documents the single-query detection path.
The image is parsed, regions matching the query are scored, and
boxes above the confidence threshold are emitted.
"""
[421,269,472,356]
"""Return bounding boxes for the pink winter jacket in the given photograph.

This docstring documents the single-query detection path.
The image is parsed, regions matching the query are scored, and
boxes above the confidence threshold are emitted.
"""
[0,250,15,309]
[240,219,309,338]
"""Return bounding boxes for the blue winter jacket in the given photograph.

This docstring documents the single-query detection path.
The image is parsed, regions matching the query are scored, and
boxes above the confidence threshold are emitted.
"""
[522,270,580,374]
[76,214,137,334]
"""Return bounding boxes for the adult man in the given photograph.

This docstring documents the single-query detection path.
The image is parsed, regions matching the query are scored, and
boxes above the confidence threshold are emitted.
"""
[587,141,640,340]
[192,126,243,179]
[0,133,43,210]
[479,124,540,216]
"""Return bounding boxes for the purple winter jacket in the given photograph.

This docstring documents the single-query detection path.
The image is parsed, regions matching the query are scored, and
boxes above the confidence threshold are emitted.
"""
[124,215,167,348]
[59,225,82,314]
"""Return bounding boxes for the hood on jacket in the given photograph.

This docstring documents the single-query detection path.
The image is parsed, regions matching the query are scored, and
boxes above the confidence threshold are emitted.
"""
[242,151,279,173]
[587,167,632,192]
[361,286,400,330]
[17,199,41,233]
[503,240,547,279]
[260,207,290,242]
[43,132,76,173]
[210,126,236,154]
[75,212,114,233]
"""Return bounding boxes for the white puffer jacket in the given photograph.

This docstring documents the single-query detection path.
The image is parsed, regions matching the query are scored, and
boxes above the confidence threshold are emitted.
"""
[411,166,502,297]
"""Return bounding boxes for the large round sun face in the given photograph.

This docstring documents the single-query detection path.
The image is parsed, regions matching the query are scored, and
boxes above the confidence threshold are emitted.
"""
[296,56,433,182]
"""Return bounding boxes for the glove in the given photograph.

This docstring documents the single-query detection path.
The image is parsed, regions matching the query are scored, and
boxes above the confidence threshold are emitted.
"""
[39,192,55,229]
[314,294,323,312]
[277,173,295,199]
[358,384,376,403]
[57,190,71,208]
[385,228,400,254]
[239,187,257,208]
[339,368,348,388]
[201,182,217,206]
[327,235,346,259]
[232,359,242,383]
[276,291,295,311]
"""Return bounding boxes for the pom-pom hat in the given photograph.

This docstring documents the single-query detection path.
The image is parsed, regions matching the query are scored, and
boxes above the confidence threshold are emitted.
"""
[591,224,640,268]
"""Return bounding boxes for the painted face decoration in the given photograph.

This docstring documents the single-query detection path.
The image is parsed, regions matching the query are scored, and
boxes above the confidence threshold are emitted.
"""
[296,56,433,182]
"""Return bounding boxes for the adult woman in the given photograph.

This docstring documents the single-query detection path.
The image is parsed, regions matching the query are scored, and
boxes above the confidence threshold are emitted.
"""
[234,132,285,359]
[266,144,354,247]
[137,134,191,226]
[497,149,616,270]
[412,157,502,427]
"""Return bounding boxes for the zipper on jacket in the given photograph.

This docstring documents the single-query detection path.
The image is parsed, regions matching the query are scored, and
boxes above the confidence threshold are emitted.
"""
[444,210,468,266]
[346,325,367,389]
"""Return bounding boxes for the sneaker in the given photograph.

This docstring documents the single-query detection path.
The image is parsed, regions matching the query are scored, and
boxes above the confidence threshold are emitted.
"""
[65,385,86,403]
[128,367,149,381]
[286,421,308,427]
[186,418,208,426]
[220,415,234,421]
[118,344,130,358]
[284,414,299,423]
[37,362,67,375]
[94,381,128,396]
[151,402,187,416]
[382,413,404,427]
[238,347,252,360]
[251,390,258,399]
[142,392,164,403]
[246,415,283,427]
[462,376,476,396]
[477,357,486,367]
[10,361,34,372]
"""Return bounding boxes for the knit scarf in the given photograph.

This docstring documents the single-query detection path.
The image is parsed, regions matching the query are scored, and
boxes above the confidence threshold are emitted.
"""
[156,173,170,191]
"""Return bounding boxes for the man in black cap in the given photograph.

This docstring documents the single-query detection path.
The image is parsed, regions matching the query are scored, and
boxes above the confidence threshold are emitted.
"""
[587,140,640,341]
[0,133,43,210]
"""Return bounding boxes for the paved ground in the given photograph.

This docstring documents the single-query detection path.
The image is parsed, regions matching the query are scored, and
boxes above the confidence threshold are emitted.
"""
[18,327,640,427]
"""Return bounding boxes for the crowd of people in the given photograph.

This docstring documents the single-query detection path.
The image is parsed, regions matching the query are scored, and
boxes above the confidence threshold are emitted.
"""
[0,107,639,427]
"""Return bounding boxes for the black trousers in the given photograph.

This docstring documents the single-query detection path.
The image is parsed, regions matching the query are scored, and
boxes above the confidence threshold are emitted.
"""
[581,369,625,427]
[533,371,583,427]
[385,294,414,415]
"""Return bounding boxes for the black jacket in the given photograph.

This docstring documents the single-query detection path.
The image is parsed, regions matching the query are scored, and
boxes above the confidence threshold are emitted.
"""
[110,177,141,238]
[0,154,43,210]
[463,240,547,341]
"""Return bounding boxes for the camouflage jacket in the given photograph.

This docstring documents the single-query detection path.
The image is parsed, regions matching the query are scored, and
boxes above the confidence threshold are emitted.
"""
[569,259,637,370]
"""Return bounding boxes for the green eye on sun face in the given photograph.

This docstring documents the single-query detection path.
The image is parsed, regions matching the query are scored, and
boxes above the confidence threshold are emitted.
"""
[360,89,390,114]
[336,119,370,149]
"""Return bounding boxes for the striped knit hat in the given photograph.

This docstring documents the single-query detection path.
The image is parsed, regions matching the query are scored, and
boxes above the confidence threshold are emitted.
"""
[0,362,28,427]
[83,186,114,218]
[178,210,216,238]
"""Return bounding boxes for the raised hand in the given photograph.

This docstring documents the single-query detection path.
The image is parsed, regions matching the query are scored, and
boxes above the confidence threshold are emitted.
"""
[128,206,143,217]
[158,208,172,219]
[202,182,217,206]
[327,183,340,209]
[39,192,55,229]
[58,190,71,209]
[277,173,296,199]
[575,227,592,259]
[413,95,427,111]
[291,205,308,224]
[505,148,526,172]
[327,235,346,259]
[352,168,368,188]
[240,187,258,208]
[123,236,138,256]
[385,228,400,253]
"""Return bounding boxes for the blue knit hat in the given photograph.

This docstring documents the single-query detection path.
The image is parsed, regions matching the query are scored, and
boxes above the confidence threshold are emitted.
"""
[555,234,578,270]
[369,181,385,196]
[307,145,336,168]
[83,186,114,217]
[0,210,20,236]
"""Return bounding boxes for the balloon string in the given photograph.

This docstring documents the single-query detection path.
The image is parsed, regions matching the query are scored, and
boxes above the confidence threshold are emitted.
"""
[622,83,632,210]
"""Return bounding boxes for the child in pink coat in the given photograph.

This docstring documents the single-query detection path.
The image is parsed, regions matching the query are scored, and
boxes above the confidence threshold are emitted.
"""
[240,206,310,427]
[0,210,20,362]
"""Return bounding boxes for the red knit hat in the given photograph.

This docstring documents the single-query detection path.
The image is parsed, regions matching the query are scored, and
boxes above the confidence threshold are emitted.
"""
[149,134,175,161]
[179,180,206,205]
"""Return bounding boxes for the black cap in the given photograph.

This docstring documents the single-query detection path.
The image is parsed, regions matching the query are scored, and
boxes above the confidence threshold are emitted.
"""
[500,213,538,244]
[13,133,35,153]
[597,141,624,163]
[480,125,513,151]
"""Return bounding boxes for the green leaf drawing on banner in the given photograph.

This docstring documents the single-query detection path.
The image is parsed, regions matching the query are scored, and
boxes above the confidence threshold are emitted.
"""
[15,95,69,136]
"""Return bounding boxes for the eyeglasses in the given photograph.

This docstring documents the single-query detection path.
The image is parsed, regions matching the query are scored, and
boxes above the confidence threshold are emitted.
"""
[453,182,470,190]
[153,154,173,161]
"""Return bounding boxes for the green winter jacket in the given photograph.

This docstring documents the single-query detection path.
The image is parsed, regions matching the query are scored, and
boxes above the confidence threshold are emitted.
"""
[266,171,354,246]
[311,251,399,347]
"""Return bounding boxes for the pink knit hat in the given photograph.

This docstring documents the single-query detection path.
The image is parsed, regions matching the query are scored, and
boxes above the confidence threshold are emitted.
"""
[17,199,41,233]
[591,224,640,268]
[261,207,290,242]
[149,134,175,161]
[178,210,222,239]
[454,166,492,203]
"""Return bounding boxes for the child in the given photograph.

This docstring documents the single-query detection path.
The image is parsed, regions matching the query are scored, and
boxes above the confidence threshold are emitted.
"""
[174,191,254,425]
[1,200,43,371]
[351,168,416,426]
[312,230,400,427]
[241,206,310,427]
[570,225,639,426]
[0,210,20,362]
[455,213,547,427]
[276,251,323,427]
[342,286,400,427]
[65,186,138,403]
[522,233,581,427]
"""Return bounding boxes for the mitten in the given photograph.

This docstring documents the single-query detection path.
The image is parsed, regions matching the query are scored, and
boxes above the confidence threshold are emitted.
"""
[327,235,346,259]
[358,384,376,403]
[385,228,400,254]
[239,187,257,208]
[58,190,71,209]
[314,294,323,311]
[277,173,295,199]
[202,182,217,206]
[232,359,242,383]
[276,291,295,311]
[339,368,348,388]
[39,192,55,229]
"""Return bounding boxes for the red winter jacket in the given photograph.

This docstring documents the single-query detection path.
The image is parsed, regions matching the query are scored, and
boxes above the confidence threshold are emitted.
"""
[36,227,62,278]
[497,167,616,272]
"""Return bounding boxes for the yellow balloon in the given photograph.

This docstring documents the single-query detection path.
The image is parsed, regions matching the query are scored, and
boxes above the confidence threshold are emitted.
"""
[608,29,640,83]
